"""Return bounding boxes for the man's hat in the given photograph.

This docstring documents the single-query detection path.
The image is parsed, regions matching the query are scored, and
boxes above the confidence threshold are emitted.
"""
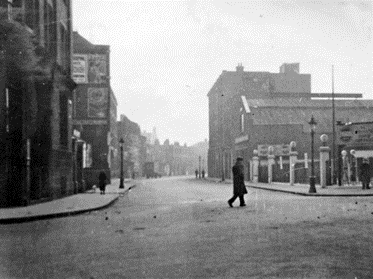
[236,156,243,161]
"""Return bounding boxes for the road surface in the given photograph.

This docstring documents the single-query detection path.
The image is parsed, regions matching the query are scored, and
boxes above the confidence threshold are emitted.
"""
[1,176,373,278]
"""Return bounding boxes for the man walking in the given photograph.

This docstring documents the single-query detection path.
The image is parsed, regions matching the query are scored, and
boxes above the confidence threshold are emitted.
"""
[360,158,371,190]
[228,157,248,207]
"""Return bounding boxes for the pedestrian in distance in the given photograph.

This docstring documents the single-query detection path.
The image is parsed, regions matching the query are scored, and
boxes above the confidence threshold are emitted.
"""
[202,169,205,179]
[99,171,108,195]
[195,169,199,179]
[228,157,248,207]
[359,158,371,190]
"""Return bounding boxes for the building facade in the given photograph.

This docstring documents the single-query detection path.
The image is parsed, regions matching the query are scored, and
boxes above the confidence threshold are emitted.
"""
[117,115,147,178]
[145,139,207,177]
[0,0,76,207]
[72,31,117,187]
[208,63,373,183]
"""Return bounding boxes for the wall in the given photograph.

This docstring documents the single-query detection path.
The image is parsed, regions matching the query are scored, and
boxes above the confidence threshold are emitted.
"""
[72,33,115,181]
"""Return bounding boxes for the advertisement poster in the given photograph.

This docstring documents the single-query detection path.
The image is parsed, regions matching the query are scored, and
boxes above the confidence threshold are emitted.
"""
[87,88,108,118]
[257,144,290,156]
[338,122,373,147]
[88,54,107,84]
[72,54,88,83]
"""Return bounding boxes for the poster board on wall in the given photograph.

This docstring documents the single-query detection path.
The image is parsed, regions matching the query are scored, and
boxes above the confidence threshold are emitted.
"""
[72,54,88,83]
[87,88,108,118]
[88,54,107,84]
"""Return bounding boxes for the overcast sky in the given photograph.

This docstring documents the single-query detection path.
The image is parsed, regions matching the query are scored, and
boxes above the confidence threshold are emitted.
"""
[72,0,372,146]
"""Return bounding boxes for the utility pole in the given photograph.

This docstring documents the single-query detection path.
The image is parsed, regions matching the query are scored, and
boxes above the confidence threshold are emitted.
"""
[331,65,336,185]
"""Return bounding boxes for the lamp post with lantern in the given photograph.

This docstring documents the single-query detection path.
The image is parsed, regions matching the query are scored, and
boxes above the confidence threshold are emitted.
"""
[341,150,349,185]
[119,138,124,189]
[320,134,329,188]
[308,115,317,193]
[350,149,357,184]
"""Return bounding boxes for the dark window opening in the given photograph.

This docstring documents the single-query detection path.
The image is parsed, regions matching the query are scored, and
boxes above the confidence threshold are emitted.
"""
[60,94,68,147]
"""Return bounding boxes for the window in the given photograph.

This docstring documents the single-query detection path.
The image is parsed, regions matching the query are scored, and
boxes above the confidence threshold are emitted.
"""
[43,1,49,48]
[60,23,67,69]
[12,0,23,22]
[44,1,56,53]
[25,0,34,29]
[25,0,40,35]
[60,94,68,147]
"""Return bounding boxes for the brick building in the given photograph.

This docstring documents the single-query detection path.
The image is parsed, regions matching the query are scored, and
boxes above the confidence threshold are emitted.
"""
[72,31,117,187]
[117,115,147,178]
[208,63,373,182]
[0,0,76,207]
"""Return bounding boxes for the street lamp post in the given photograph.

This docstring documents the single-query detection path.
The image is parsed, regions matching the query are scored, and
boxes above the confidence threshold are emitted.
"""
[350,149,357,185]
[119,138,124,189]
[309,115,317,193]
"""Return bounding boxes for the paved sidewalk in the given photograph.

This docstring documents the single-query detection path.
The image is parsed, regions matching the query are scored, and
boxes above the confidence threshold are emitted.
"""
[207,177,373,197]
[0,178,136,224]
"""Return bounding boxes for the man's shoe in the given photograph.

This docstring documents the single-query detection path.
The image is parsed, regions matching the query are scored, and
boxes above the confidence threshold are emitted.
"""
[240,204,246,207]
[228,201,233,208]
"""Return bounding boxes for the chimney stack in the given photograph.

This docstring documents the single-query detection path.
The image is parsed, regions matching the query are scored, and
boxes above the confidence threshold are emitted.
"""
[236,63,244,73]
[280,63,299,74]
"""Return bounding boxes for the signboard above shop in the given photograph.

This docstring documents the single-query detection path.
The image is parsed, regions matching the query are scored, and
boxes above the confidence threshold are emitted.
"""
[337,122,373,147]
[257,144,290,156]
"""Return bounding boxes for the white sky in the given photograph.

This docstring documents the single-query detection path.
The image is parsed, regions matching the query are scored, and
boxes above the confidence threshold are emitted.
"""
[72,0,372,146]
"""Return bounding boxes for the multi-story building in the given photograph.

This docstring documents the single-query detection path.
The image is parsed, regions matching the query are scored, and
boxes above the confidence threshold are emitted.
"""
[117,115,147,178]
[208,63,373,182]
[72,31,117,187]
[0,0,76,207]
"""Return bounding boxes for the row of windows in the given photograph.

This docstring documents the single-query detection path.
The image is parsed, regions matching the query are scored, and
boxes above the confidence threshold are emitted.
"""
[5,0,70,73]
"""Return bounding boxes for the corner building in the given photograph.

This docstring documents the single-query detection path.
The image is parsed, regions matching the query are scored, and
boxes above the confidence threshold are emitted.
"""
[72,32,117,188]
[0,0,76,206]
[208,63,373,182]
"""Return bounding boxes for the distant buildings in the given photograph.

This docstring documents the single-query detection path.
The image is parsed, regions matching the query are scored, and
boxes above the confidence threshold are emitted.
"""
[72,31,118,188]
[0,0,76,206]
[208,63,373,181]
[144,136,208,176]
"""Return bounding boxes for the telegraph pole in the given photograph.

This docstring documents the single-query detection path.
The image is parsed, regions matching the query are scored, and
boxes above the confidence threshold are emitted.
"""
[331,65,336,185]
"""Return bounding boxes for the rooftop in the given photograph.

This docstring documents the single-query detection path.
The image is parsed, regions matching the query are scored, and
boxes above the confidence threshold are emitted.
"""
[73,31,109,54]
[243,97,373,132]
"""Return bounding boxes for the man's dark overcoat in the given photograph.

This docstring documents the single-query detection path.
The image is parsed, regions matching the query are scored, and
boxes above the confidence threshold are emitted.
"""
[99,171,107,191]
[232,164,248,196]
[360,162,371,183]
